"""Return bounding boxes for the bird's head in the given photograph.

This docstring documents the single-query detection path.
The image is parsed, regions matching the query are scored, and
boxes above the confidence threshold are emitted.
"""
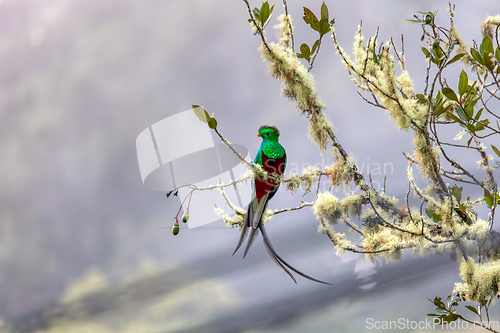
[257,125,280,142]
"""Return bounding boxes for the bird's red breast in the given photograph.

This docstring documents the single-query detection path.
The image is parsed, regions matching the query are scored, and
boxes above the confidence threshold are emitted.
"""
[255,151,286,203]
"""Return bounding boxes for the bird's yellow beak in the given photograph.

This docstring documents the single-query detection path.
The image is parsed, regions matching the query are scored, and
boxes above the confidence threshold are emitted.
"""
[256,133,261,137]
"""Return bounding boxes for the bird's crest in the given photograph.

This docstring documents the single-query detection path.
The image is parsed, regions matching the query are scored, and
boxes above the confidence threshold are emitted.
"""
[258,125,280,137]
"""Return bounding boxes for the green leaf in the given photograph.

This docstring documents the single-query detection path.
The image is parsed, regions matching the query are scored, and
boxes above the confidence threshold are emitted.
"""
[425,208,432,219]
[465,305,479,315]
[442,87,458,101]
[475,119,488,131]
[446,111,464,125]
[451,185,462,202]
[303,7,319,32]
[433,297,446,309]
[192,105,210,123]
[421,47,431,58]
[319,18,330,35]
[475,122,485,131]
[464,97,478,118]
[207,117,217,129]
[406,19,424,24]
[299,43,311,60]
[482,36,494,55]
[483,49,494,71]
[470,48,484,65]
[264,4,275,28]
[416,93,428,104]
[474,108,483,121]
[426,208,442,222]
[496,47,500,63]
[311,39,320,54]
[485,194,493,209]
[443,314,459,323]
[435,103,452,118]
[320,2,329,21]
[193,105,217,129]
[432,42,445,63]
[260,2,269,26]
[256,2,274,29]
[435,90,443,101]
[492,145,500,158]
[466,123,476,133]
[456,104,469,122]
[252,8,260,23]
[446,53,465,67]
[458,70,468,96]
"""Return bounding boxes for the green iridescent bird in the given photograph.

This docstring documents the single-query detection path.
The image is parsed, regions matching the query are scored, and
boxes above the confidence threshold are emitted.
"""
[233,125,331,285]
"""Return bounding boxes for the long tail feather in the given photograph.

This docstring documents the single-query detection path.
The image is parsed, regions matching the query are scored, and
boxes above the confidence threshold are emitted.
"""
[259,224,333,285]
[232,217,249,256]
[243,227,259,259]
[263,244,297,283]
[233,199,255,256]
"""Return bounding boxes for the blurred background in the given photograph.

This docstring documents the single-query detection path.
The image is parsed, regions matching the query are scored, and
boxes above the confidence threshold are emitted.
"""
[1,0,499,332]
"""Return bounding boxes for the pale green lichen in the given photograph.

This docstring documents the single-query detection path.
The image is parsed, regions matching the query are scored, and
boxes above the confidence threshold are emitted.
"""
[313,192,341,223]
[467,218,490,238]
[312,192,365,224]
[284,166,321,194]
[324,148,356,189]
[317,219,354,255]
[275,13,293,47]
[259,36,330,152]
[458,259,500,302]
[300,166,321,192]
[413,130,442,185]
[250,20,258,35]
[284,173,301,193]
[252,162,267,181]
[362,226,402,258]
[340,193,365,217]
[261,209,274,224]
[308,112,334,155]
[260,41,322,112]
[481,15,500,40]
[215,206,245,229]
[451,26,476,68]
[335,25,436,131]
[453,282,468,301]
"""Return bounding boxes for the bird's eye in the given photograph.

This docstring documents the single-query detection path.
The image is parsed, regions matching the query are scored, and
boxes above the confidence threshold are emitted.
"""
[266,132,269,136]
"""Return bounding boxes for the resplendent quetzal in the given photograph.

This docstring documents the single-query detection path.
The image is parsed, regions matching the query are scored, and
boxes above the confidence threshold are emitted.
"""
[233,125,331,285]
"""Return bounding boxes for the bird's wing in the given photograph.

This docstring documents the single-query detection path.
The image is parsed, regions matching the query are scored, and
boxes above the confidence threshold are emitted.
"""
[281,151,287,174]
[242,183,279,258]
